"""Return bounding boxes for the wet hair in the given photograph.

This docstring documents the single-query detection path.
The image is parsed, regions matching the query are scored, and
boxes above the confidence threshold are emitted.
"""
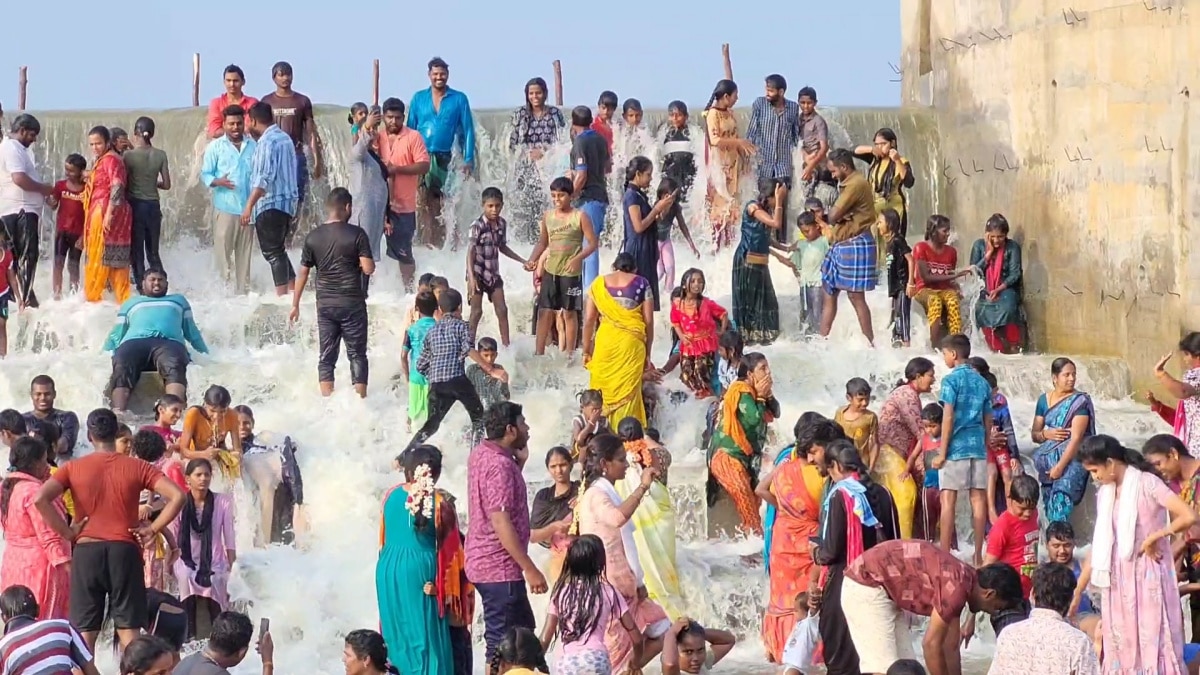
[132,430,168,464]
[184,458,213,476]
[616,416,644,441]
[667,100,688,117]
[117,423,133,439]
[222,104,245,121]
[477,337,498,352]
[897,357,935,388]
[382,97,406,117]
[1180,332,1200,357]
[208,610,254,657]
[491,626,549,674]
[875,127,899,147]
[234,404,254,421]
[977,562,1024,608]
[271,61,293,76]
[482,186,504,203]
[977,371,997,391]
[1050,357,1075,377]
[203,385,233,408]
[0,409,26,436]
[1031,562,1077,615]
[646,427,661,443]
[793,413,846,455]
[718,330,744,360]
[223,64,246,81]
[798,86,818,101]
[438,288,463,314]
[940,334,972,359]
[31,421,60,463]
[765,73,787,90]
[571,105,593,128]
[705,79,738,110]
[326,187,353,211]
[247,101,273,125]
[414,290,438,317]
[348,102,368,125]
[924,214,952,241]
[796,211,817,228]
[427,56,449,71]
[804,197,824,211]
[657,176,679,199]
[86,407,119,443]
[429,275,449,290]
[87,125,112,145]
[845,377,871,398]
[920,402,943,424]
[1045,520,1075,543]
[0,585,38,621]
[523,78,549,110]
[822,438,872,481]
[1079,435,1160,477]
[581,433,624,489]
[878,207,901,235]
[754,180,778,208]
[2,437,48,521]
[624,155,653,190]
[11,114,40,134]
[679,268,705,299]
[577,389,603,408]
[1143,433,1190,458]
[736,352,769,380]
[828,148,855,171]
[134,116,155,141]
[545,445,572,466]
[121,635,175,675]
[670,286,685,301]
[985,213,1010,235]
[484,401,524,441]
[551,534,622,645]
[64,154,87,171]
[1008,474,1040,505]
[344,629,395,673]
[597,91,618,109]
[612,252,637,274]
[967,356,991,375]
[886,660,927,675]
[154,394,185,421]
[622,99,643,116]
[549,175,575,194]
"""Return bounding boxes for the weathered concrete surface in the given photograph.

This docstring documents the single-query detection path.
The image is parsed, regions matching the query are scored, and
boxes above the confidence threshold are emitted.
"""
[899,0,1196,397]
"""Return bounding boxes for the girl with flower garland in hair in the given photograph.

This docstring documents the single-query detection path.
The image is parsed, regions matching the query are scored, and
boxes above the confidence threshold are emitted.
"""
[492,626,550,674]
[539,534,642,674]
[377,445,471,675]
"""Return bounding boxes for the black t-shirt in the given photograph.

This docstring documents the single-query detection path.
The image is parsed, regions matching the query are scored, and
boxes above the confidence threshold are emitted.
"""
[571,130,610,204]
[886,236,913,298]
[299,222,373,308]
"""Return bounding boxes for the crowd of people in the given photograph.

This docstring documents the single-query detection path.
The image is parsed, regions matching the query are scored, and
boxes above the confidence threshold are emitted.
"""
[1,47,1199,675]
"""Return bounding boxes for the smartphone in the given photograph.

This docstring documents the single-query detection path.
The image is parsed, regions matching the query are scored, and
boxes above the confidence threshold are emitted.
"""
[260,617,270,635]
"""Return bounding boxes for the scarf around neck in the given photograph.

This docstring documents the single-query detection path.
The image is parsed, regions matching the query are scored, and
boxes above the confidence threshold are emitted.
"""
[180,490,216,587]
[1091,466,1143,588]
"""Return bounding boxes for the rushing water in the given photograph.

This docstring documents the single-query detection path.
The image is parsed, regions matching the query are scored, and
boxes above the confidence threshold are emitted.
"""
[0,105,1163,673]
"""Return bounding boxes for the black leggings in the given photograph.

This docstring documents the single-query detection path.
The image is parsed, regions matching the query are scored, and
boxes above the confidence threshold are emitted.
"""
[255,208,296,287]
[405,375,484,451]
[130,197,164,287]
[317,304,369,384]
[1,211,39,307]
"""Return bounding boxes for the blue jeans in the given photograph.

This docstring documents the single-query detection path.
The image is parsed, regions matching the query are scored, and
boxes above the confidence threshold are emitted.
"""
[474,580,535,661]
[578,200,607,289]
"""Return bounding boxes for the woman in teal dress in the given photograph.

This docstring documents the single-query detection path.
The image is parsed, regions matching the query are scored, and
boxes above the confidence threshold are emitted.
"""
[731,182,788,345]
[969,213,1025,353]
[377,445,454,675]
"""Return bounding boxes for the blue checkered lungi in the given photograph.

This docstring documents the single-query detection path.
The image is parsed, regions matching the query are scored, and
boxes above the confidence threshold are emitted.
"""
[821,231,878,293]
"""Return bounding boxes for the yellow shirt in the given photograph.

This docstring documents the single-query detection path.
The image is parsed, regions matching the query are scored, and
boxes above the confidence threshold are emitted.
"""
[48,466,74,518]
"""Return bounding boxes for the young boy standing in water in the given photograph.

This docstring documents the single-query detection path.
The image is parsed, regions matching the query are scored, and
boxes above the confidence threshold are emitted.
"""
[402,291,438,432]
[466,336,510,410]
[933,334,993,564]
[466,187,527,346]
[773,211,827,334]
[524,176,597,356]
[47,153,87,299]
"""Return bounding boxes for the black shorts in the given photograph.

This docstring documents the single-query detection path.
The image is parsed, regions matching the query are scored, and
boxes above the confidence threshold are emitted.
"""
[110,337,190,391]
[54,232,82,259]
[471,274,504,300]
[385,211,417,265]
[538,272,582,312]
[70,541,147,631]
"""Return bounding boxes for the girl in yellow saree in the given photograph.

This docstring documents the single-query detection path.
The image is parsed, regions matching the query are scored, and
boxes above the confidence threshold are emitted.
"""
[583,253,655,427]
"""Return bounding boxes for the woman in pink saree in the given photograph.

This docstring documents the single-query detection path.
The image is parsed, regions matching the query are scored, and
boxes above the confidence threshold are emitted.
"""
[575,434,671,674]
[0,437,71,619]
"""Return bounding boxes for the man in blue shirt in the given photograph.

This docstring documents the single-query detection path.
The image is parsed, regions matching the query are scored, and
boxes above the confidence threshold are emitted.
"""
[103,268,209,413]
[200,104,257,294]
[407,56,476,249]
[242,101,299,296]
[933,333,993,564]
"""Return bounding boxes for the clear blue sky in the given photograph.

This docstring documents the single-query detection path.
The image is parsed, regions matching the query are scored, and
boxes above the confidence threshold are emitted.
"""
[2,2,900,111]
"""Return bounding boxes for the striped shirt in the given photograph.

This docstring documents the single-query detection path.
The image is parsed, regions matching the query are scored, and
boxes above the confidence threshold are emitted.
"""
[249,124,298,219]
[0,617,93,675]
[745,97,802,180]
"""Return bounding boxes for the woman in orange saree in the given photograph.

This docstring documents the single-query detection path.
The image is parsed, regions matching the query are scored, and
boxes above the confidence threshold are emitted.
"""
[83,126,133,303]
[755,434,824,662]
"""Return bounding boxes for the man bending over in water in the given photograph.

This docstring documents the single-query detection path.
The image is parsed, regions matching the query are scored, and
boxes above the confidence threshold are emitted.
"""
[103,268,209,413]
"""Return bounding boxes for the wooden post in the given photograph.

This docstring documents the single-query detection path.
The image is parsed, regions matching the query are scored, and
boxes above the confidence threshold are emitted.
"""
[192,53,201,107]
[17,66,27,111]
[372,59,380,106]
[722,43,733,81]
[552,60,563,106]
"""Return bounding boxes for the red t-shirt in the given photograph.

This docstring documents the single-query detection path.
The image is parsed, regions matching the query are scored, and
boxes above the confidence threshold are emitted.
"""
[912,241,958,291]
[53,181,86,236]
[986,510,1039,597]
[590,118,614,153]
[0,249,12,296]
[52,452,165,544]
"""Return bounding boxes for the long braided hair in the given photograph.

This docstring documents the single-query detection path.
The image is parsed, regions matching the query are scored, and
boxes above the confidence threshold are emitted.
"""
[569,433,625,536]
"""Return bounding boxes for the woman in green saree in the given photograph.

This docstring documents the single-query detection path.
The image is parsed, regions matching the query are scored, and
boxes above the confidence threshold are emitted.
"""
[970,213,1025,353]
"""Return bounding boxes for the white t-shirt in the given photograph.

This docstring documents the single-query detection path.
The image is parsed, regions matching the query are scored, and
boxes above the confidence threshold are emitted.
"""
[0,137,43,215]
[781,613,820,673]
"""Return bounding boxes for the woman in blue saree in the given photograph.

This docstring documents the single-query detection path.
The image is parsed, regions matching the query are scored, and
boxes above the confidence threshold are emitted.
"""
[1030,357,1096,522]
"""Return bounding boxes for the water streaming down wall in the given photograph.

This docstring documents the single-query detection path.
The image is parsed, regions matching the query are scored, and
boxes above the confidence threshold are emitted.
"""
[0,103,1164,673]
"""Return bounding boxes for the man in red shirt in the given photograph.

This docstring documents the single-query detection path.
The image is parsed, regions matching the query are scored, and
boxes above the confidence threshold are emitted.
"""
[34,408,185,651]
[206,65,258,139]
[47,153,86,299]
